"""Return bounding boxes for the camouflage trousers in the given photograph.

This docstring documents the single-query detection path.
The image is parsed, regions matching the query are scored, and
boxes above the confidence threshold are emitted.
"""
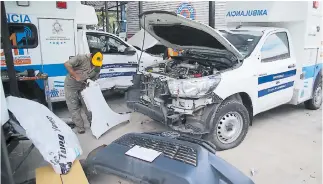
[64,86,92,129]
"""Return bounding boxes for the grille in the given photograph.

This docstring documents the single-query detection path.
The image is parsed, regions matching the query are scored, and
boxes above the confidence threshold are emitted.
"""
[114,134,197,166]
[141,76,170,106]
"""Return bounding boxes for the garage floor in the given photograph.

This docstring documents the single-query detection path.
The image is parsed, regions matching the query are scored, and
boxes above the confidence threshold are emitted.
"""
[9,94,322,184]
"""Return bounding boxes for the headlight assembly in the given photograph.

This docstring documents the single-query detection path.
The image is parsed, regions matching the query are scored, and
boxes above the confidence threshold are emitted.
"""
[167,75,221,98]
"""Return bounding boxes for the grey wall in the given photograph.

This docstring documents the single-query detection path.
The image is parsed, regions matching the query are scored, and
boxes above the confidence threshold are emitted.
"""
[126,1,227,38]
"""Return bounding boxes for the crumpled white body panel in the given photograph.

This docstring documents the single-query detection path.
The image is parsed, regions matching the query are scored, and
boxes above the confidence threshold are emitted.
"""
[81,80,130,139]
[6,96,82,174]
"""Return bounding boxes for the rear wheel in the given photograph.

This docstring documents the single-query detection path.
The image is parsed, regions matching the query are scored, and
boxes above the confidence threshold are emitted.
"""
[204,100,250,151]
[305,77,322,110]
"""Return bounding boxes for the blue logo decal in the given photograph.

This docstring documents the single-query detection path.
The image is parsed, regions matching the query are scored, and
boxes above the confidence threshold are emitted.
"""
[49,88,59,97]
[176,3,196,20]
[226,10,268,17]
[46,88,59,97]
[7,14,31,23]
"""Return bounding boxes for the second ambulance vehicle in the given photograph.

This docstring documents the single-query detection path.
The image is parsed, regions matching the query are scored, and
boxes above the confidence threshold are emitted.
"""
[1,1,161,102]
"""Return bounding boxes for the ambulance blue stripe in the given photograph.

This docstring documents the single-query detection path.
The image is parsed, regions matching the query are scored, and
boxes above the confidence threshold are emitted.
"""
[258,69,296,85]
[1,64,66,89]
[258,81,294,97]
[102,63,138,69]
[302,63,322,80]
[1,63,139,76]
[54,81,64,83]
[1,63,139,89]
[99,72,136,78]
[1,64,67,77]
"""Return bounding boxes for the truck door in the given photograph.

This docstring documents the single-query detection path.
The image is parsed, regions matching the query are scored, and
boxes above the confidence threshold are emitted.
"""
[38,18,76,102]
[256,31,297,113]
[85,33,138,90]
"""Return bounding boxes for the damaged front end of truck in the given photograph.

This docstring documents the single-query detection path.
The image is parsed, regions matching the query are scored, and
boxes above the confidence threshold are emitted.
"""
[126,49,232,135]
[127,11,251,150]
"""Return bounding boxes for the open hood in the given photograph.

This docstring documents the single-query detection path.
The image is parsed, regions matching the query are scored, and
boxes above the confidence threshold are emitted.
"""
[139,11,244,60]
[128,29,160,51]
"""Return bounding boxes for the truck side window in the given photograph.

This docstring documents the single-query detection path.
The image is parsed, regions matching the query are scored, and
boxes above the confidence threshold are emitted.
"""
[86,35,105,52]
[86,33,128,55]
[106,36,128,54]
[261,32,290,62]
[0,23,38,49]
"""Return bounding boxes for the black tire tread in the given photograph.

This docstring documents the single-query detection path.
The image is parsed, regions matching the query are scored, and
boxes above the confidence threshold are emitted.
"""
[204,99,250,151]
[305,77,322,110]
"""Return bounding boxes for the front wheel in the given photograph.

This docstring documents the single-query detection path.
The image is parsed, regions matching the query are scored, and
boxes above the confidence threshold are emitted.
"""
[204,100,250,151]
[305,77,322,110]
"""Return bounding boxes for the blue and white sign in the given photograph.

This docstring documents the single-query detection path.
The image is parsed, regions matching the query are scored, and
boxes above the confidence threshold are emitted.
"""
[7,14,31,23]
[54,81,64,88]
[176,3,196,20]
[226,10,268,17]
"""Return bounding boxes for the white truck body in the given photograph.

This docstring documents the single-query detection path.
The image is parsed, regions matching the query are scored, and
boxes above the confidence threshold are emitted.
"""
[127,1,322,150]
[1,1,162,102]
[221,1,322,114]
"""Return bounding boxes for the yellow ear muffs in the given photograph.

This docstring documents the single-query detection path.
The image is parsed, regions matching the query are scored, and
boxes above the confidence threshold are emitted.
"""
[91,52,103,67]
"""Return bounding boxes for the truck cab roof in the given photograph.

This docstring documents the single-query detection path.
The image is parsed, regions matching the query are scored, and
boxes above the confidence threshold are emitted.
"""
[218,26,287,34]
[83,30,132,47]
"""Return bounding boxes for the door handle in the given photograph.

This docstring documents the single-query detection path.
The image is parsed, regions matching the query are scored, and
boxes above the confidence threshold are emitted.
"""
[288,64,296,68]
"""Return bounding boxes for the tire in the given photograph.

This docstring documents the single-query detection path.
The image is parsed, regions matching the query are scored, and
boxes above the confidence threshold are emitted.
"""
[204,100,250,151]
[305,77,322,110]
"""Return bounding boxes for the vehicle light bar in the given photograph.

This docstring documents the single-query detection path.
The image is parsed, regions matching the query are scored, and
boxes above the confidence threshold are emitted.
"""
[56,1,67,9]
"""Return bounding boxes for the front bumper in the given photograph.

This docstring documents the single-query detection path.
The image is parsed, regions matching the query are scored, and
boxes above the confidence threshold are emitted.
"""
[85,132,254,184]
[126,74,223,134]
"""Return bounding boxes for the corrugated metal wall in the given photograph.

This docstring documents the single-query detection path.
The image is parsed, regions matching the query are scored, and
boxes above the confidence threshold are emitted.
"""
[126,1,140,37]
[142,1,209,25]
[214,1,227,27]
[126,1,227,38]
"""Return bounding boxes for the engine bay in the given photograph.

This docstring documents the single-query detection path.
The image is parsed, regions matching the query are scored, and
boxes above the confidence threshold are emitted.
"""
[144,49,238,79]
[145,58,218,79]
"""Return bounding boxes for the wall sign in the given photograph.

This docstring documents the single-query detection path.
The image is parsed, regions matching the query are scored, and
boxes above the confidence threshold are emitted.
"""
[176,3,196,20]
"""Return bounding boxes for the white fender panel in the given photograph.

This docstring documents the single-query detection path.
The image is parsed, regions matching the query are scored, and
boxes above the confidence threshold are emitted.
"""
[81,80,131,139]
[214,63,257,115]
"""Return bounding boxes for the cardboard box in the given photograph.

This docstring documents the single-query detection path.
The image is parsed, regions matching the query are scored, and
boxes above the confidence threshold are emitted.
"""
[36,160,89,184]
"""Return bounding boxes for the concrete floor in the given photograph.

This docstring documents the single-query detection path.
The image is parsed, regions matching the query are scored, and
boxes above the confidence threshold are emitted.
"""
[9,94,322,184]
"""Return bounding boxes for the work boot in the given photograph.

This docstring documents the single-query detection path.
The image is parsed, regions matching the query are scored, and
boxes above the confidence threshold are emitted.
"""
[76,127,86,134]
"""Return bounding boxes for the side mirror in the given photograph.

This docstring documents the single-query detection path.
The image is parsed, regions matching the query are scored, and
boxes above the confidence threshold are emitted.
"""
[124,46,136,55]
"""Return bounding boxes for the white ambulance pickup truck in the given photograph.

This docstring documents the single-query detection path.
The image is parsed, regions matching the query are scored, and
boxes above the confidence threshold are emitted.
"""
[126,1,323,150]
[1,1,161,102]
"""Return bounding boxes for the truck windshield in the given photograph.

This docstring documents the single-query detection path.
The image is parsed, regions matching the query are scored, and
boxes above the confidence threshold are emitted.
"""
[219,30,263,57]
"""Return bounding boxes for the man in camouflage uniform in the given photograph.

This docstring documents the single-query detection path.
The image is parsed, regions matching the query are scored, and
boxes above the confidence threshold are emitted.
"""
[64,51,103,134]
